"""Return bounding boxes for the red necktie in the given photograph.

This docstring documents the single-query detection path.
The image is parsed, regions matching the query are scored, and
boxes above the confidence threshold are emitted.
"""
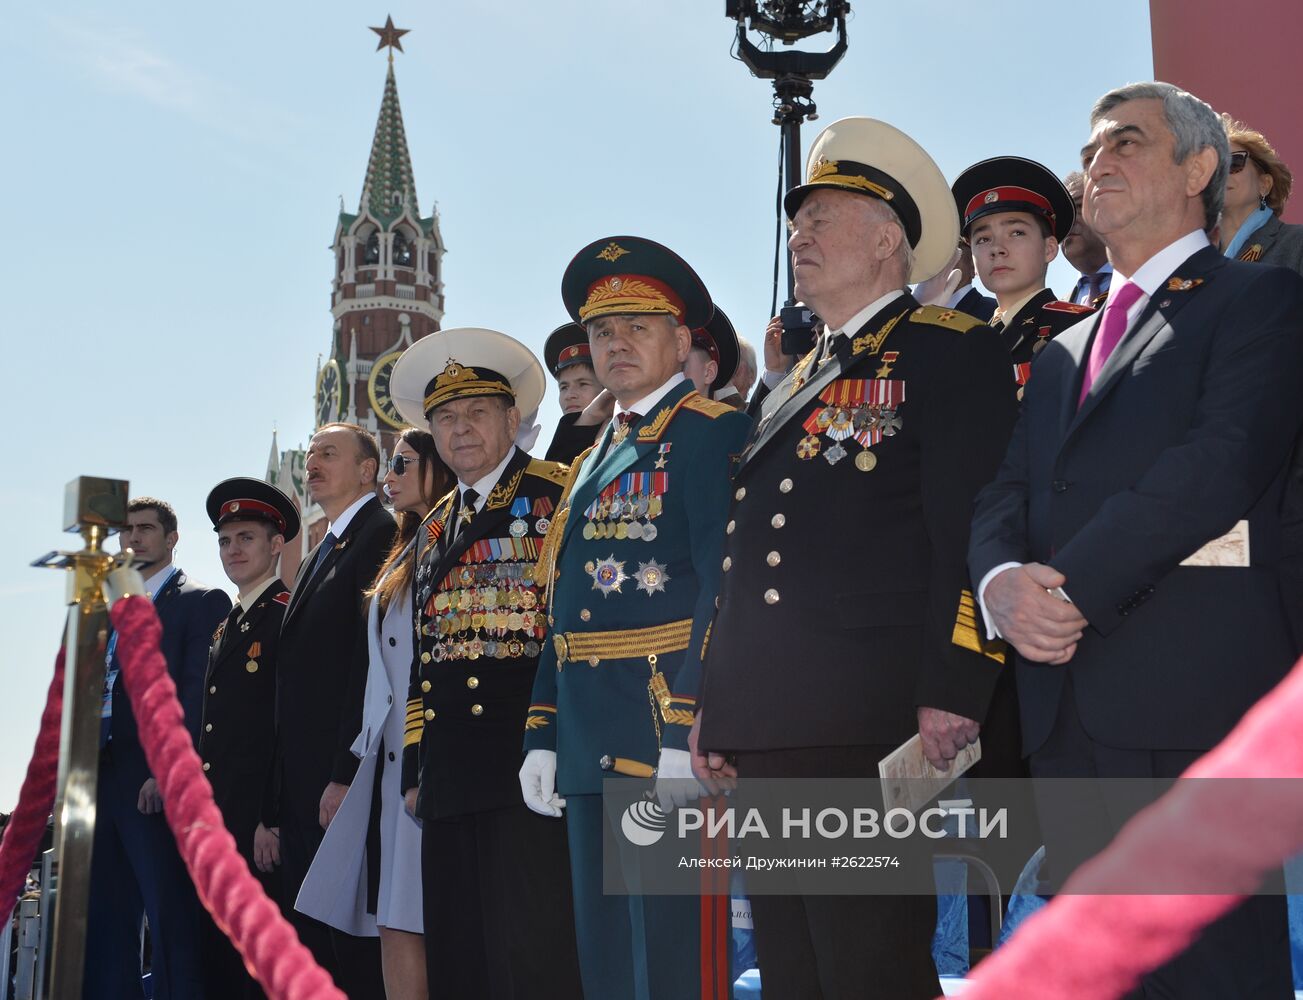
[1077,281,1144,407]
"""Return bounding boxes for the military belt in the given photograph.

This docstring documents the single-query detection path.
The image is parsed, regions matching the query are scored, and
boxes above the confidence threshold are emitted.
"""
[552,618,692,667]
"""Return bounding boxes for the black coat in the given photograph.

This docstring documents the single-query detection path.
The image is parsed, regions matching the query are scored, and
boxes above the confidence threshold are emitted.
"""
[544,411,601,465]
[402,448,568,820]
[107,568,231,789]
[277,497,395,824]
[955,286,997,323]
[700,294,1019,752]
[199,579,288,860]
[970,248,1303,755]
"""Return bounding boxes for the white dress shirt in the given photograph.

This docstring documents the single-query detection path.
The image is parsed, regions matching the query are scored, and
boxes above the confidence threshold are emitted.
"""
[455,446,518,513]
[237,575,280,615]
[610,372,686,430]
[328,492,377,539]
[976,229,1213,637]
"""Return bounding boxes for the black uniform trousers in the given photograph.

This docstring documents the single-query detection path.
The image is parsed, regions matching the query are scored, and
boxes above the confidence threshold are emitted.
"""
[1030,676,1292,1000]
[738,745,939,1000]
[420,802,582,999]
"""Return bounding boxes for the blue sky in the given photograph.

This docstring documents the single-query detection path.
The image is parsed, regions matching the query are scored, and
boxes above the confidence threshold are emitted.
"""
[0,2,1153,808]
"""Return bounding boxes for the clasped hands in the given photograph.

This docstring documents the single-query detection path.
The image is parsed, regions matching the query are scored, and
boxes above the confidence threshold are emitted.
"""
[985,563,1087,665]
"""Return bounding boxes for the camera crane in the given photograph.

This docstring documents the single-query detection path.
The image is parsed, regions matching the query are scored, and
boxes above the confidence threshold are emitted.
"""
[726,1,850,348]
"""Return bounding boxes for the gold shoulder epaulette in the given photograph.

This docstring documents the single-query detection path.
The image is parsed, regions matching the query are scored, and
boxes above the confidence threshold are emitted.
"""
[526,458,568,486]
[1043,300,1094,315]
[680,394,735,419]
[910,304,985,333]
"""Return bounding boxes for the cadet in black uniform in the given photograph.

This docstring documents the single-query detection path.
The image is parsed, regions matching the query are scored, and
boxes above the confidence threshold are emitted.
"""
[199,477,299,998]
[952,156,1095,394]
[543,321,606,464]
[695,117,1020,999]
[685,305,741,401]
[391,328,583,1000]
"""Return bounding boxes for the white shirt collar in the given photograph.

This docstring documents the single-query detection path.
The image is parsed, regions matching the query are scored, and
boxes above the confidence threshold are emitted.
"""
[328,492,376,538]
[143,564,175,598]
[610,372,686,430]
[238,575,279,614]
[457,446,517,509]
[827,289,905,338]
[1114,230,1210,302]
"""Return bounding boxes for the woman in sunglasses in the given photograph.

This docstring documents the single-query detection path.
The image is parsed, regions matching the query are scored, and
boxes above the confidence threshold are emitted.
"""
[1218,114,1303,272]
[297,428,451,999]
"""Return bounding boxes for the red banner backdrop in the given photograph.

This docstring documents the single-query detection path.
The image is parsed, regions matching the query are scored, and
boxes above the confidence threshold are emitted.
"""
[1150,0,1303,223]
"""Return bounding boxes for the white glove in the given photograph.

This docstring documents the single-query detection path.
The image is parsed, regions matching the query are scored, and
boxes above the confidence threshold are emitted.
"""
[519,749,566,817]
[654,748,702,813]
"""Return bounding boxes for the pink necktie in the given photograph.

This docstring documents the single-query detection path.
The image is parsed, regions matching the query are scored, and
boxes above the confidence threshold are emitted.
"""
[1077,280,1144,407]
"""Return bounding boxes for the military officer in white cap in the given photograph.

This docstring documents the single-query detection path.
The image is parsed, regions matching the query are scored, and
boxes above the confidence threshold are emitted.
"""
[391,329,582,999]
[694,118,1021,998]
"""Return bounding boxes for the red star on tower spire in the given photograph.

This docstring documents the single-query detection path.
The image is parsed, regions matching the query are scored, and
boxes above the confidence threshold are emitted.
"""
[370,15,409,57]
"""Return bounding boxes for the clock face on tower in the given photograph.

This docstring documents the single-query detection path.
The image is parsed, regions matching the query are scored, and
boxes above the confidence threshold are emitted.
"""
[316,359,342,428]
[367,350,406,429]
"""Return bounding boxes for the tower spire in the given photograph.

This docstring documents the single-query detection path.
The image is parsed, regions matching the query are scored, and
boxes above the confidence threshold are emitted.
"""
[359,53,419,229]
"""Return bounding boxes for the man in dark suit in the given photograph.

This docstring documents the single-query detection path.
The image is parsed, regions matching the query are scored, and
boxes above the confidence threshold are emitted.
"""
[391,329,583,998]
[695,117,1019,999]
[278,422,394,997]
[969,81,1303,999]
[197,478,300,998]
[1063,170,1113,306]
[85,497,230,999]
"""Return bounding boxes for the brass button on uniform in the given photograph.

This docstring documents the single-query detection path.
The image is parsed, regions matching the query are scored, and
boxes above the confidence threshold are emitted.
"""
[767,551,781,567]
[209,685,217,695]
[779,478,793,493]
[204,723,213,733]
[735,487,746,501]
[421,651,432,664]
[726,520,736,534]
[421,680,431,693]
[471,704,484,717]
[424,708,435,721]
[722,556,732,572]
[580,608,591,622]
[202,762,211,772]
[771,513,786,529]
[764,588,780,605]
[466,676,479,689]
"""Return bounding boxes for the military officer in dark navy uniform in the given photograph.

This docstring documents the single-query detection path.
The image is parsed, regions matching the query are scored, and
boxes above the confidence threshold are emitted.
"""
[198,478,299,998]
[543,321,607,464]
[952,156,1096,395]
[521,236,750,1000]
[694,118,1020,999]
[391,328,583,999]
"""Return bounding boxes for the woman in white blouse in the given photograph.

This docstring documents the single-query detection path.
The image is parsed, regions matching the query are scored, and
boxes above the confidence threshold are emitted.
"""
[297,428,450,999]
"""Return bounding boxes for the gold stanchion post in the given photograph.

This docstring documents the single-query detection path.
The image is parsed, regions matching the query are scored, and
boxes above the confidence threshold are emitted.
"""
[31,476,132,998]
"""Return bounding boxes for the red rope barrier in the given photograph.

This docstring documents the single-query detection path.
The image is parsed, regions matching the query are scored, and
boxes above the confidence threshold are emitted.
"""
[110,595,344,1000]
[958,654,1303,1000]
[0,648,65,926]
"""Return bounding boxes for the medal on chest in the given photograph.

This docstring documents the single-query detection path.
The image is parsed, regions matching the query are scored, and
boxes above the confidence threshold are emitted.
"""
[797,376,905,469]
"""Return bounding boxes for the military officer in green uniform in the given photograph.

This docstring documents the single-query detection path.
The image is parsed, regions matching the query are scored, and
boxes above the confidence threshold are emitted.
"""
[391,329,583,999]
[199,477,298,998]
[521,236,750,1000]
[952,156,1096,394]
[694,118,1021,998]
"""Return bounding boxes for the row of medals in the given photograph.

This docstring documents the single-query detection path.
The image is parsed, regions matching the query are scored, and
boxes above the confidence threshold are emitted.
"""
[797,402,902,471]
[422,566,545,661]
[582,492,664,542]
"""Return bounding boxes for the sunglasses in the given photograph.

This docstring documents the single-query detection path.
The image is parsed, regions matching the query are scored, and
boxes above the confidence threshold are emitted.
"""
[389,453,417,476]
[1229,150,1258,174]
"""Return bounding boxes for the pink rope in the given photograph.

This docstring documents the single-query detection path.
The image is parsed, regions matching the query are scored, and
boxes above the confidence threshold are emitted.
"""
[0,648,65,926]
[111,596,344,1000]
[958,654,1303,1000]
